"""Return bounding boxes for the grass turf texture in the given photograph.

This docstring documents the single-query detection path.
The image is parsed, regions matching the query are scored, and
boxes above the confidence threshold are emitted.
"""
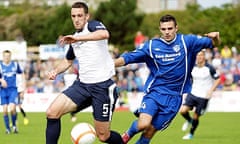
[0,112,239,144]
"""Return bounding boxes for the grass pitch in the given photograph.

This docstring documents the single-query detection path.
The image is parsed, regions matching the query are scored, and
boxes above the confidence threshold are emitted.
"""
[0,112,239,144]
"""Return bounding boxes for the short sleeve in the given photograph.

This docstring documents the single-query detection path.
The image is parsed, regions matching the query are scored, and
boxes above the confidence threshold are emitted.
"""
[66,45,76,60]
[88,20,107,32]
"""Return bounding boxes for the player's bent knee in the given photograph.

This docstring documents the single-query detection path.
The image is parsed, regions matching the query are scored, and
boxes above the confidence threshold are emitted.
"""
[138,121,151,130]
[138,113,152,130]
[179,109,185,114]
[46,106,62,119]
[46,108,56,118]
[179,107,188,114]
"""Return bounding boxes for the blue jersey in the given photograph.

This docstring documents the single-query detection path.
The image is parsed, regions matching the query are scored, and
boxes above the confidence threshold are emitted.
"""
[0,61,23,88]
[121,34,213,97]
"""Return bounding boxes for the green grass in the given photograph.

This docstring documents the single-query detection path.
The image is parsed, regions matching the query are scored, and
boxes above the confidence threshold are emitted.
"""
[0,112,240,144]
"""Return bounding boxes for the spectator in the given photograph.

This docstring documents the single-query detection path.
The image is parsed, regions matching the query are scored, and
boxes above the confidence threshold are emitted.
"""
[134,31,146,49]
[221,45,232,70]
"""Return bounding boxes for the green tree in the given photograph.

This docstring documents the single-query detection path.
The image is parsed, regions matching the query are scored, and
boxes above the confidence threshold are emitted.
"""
[16,8,52,45]
[43,3,73,41]
[140,3,240,50]
[94,0,144,51]
[16,4,72,45]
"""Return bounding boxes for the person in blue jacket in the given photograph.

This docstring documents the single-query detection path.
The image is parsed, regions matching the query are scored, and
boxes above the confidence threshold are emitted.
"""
[114,14,221,144]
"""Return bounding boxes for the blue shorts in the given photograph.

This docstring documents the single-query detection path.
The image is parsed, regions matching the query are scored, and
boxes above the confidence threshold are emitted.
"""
[0,87,18,105]
[63,79,119,122]
[139,91,182,130]
[183,93,209,115]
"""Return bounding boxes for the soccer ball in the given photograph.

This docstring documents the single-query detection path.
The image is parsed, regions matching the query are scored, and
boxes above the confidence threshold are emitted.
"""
[71,122,96,144]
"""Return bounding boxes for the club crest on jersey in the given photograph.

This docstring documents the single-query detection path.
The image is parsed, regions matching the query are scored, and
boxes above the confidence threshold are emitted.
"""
[141,102,146,109]
[173,45,180,52]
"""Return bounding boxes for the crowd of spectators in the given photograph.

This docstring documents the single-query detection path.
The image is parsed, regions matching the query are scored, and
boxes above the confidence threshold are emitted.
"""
[205,45,240,91]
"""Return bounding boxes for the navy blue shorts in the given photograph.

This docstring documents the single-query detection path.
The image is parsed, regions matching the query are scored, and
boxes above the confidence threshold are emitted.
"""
[183,93,209,115]
[63,79,119,121]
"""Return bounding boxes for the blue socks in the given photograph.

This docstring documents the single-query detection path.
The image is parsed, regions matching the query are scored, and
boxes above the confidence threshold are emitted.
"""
[136,135,150,144]
[127,120,140,137]
[11,113,17,127]
[127,120,151,144]
[4,115,10,130]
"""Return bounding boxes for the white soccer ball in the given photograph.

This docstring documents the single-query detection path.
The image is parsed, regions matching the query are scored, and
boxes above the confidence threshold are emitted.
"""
[71,122,96,144]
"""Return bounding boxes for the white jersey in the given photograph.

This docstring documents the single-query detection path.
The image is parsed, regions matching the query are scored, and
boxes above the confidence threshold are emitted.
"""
[67,20,115,84]
[63,73,77,90]
[191,63,219,99]
[16,74,24,92]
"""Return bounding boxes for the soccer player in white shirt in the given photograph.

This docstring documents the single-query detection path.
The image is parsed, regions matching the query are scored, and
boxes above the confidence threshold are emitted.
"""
[45,2,123,144]
[180,50,221,140]
[16,72,29,125]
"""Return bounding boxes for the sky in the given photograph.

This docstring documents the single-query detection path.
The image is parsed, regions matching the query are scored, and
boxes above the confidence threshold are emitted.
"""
[198,0,232,8]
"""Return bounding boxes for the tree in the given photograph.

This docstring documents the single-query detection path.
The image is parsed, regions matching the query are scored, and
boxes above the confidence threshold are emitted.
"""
[94,0,144,51]
[16,3,72,45]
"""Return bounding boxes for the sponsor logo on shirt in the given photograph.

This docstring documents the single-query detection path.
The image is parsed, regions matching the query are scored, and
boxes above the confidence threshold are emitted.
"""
[155,52,181,62]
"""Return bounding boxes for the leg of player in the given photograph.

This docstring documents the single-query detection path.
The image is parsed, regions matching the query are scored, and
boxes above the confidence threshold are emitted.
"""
[91,80,123,144]
[45,93,77,144]
[9,103,18,133]
[190,113,200,136]
[94,120,123,144]
[136,125,157,144]
[20,106,29,125]
[122,113,153,143]
[18,92,29,125]
[2,104,11,134]
[4,88,19,134]
[180,105,193,131]
[183,112,200,140]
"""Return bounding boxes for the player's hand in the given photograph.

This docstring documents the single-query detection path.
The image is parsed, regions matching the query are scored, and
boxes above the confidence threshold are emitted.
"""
[0,78,7,88]
[59,35,78,45]
[48,70,57,80]
[204,32,219,39]
[206,90,213,99]
[204,32,221,46]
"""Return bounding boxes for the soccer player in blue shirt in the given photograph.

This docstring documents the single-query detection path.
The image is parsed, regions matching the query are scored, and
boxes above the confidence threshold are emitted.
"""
[114,14,220,144]
[0,50,23,134]
[45,2,123,144]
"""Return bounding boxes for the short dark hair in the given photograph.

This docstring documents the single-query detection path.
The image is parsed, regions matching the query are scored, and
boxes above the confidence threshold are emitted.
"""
[159,14,177,26]
[72,2,88,14]
[3,50,11,54]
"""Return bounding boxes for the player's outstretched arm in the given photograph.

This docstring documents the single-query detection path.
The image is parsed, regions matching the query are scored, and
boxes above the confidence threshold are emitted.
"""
[60,30,109,44]
[204,32,221,46]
